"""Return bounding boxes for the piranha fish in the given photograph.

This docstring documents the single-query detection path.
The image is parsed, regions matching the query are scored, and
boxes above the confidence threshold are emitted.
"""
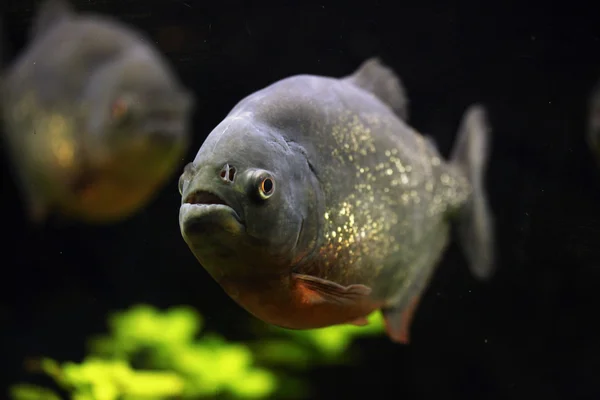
[0,0,194,224]
[178,58,495,344]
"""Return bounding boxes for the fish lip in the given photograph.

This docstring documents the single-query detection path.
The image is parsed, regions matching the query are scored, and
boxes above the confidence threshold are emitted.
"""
[183,190,232,208]
[179,190,243,231]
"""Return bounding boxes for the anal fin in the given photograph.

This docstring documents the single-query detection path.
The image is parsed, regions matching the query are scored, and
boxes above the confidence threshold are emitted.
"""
[382,295,421,344]
[381,261,438,345]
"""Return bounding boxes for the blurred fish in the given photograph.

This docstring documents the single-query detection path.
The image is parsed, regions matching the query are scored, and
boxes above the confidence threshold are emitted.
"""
[178,58,495,344]
[0,0,194,224]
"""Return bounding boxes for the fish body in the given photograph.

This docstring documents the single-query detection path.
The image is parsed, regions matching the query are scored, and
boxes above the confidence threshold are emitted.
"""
[1,0,194,223]
[179,58,494,343]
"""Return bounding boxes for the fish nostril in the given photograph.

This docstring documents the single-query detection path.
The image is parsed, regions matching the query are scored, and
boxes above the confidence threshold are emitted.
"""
[219,164,236,183]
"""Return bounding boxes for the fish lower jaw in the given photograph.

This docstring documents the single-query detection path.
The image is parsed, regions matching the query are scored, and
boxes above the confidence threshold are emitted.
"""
[179,203,244,234]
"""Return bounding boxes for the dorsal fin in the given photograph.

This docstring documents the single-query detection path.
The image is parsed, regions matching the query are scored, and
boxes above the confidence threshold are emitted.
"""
[30,0,74,40]
[343,57,410,121]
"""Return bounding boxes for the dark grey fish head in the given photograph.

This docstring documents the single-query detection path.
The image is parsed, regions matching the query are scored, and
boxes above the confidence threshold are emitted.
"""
[82,46,194,180]
[179,112,321,282]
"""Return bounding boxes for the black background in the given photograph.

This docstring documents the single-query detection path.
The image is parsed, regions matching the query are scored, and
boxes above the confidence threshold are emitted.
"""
[2,0,600,399]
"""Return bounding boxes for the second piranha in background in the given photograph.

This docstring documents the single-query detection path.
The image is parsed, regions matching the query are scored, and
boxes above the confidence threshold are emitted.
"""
[0,0,194,224]
[179,58,496,344]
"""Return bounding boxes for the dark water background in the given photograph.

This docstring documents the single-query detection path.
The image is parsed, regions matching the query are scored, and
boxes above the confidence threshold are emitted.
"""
[2,0,600,398]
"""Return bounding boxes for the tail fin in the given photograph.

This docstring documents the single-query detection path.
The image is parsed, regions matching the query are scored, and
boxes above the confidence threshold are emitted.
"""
[450,104,495,280]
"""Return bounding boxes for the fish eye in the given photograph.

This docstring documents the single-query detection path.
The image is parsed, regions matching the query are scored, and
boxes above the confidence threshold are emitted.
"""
[111,95,137,124]
[258,176,275,200]
[111,98,130,120]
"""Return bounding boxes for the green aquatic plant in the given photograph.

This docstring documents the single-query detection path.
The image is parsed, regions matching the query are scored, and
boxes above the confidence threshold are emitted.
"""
[10,384,62,400]
[10,304,384,400]
[15,358,186,400]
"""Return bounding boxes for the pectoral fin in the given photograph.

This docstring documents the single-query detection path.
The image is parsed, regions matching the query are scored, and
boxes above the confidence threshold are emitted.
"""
[349,316,370,326]
[291,273,372,307]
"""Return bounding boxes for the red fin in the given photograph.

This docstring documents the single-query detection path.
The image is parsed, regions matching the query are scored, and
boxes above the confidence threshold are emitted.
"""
[349,316,369,326]
[382,295,421,345]
[292,273,372,307]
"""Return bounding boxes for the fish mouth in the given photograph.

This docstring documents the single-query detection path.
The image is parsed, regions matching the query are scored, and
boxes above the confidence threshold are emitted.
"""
[183,190,230,207]
[179,190,244,235]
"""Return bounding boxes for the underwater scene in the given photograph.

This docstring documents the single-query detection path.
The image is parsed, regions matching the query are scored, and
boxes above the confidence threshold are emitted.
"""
[1,1,600,399]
